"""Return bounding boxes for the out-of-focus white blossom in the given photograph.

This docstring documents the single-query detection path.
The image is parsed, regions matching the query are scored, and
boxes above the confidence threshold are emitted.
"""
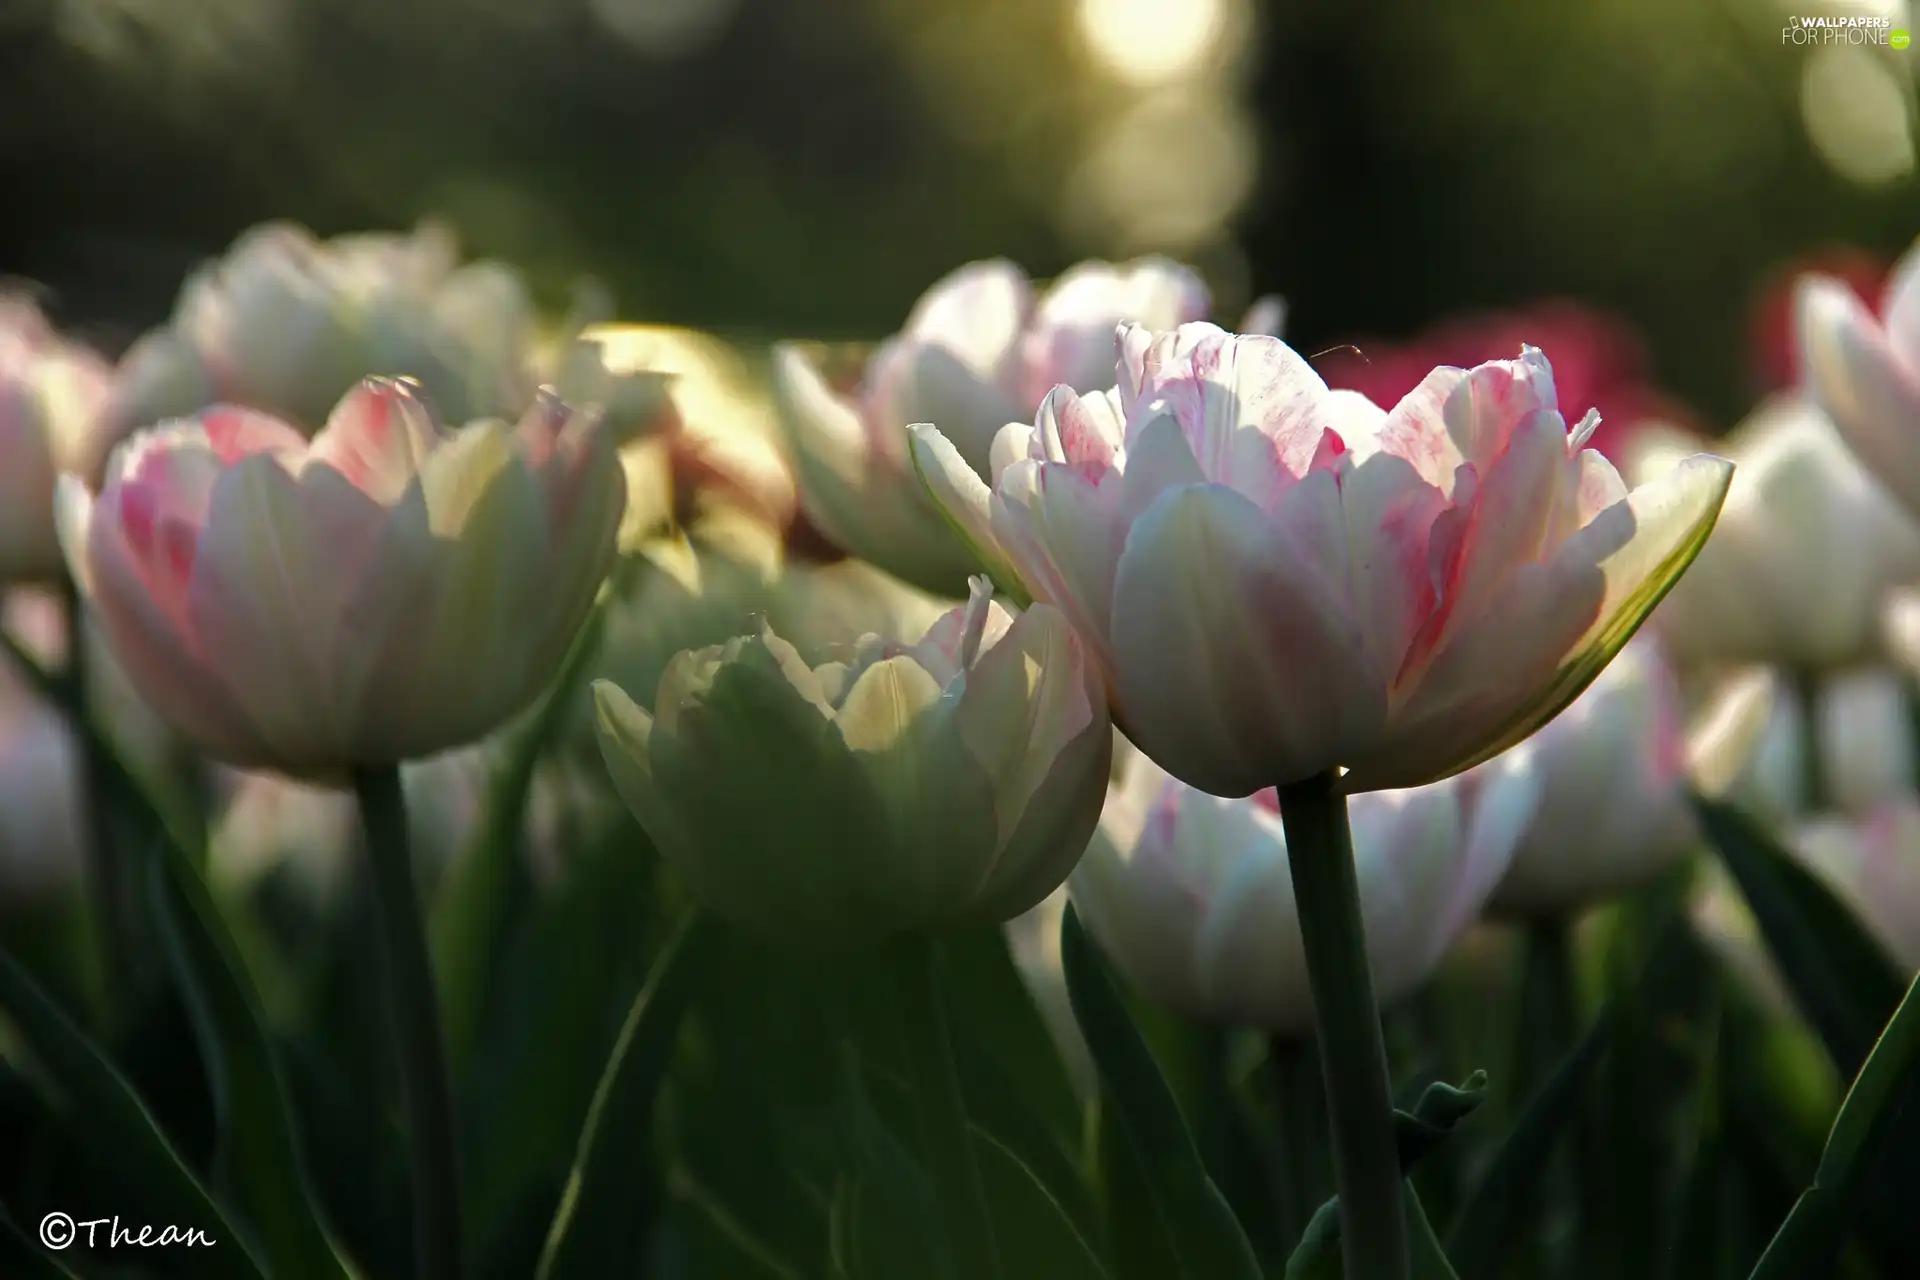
[1793,799,1920,973]
[1631,397,1920,670]
[1490,638,1697,917]
[0,299,114,582]
[1067,748,1540,1034]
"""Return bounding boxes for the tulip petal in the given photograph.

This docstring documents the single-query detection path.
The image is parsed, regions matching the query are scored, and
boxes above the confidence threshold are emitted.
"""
[347,424,551,759]
[646,643,898,943]
[957,603,1099,847]
[901,258,1033,381]
[591,681,692,861]
[79,478,269,763]
[1126,326,1342,506]
[774,344,981,594]
[185,454,364,762]
[1350,453,1734,792]
[907,423,1028,603]
[835,655,945,754]
[305,377,445,501]
[1799,277,1920,518]
[1110,477,1384,795]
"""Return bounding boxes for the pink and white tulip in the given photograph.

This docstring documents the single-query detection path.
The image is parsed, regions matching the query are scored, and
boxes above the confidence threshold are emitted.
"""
[773,258,1276,594]
[0,300,113,582]
[59,377,625,773]
[1799,237,1920,524]
[913,325,1734,795]
[1069,749,1540,1034]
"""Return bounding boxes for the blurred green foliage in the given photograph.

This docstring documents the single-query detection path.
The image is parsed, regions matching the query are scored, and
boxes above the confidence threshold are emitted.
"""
[2,0,1917,417]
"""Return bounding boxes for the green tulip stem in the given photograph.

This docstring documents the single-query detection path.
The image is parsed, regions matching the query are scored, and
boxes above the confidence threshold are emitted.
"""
[354,764,464,1280]
[886,932,1005,1279]
[1276,770,1410,1280]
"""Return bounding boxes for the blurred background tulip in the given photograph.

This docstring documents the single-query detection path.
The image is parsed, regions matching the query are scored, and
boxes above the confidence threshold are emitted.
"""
[772,256,1244,593]
[1488,637,1698,919]
[0,299,114,582]
[1792,798,1920,973]
[0,654,83,907]
[91,222,675,477]
[1800,236,1920,522]
[1068,746,1540,1036]
[1633,395,1920,672]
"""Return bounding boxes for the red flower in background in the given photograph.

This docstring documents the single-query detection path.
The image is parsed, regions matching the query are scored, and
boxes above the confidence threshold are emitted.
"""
[1751,246,1889,394]
[1313,301,1695,463]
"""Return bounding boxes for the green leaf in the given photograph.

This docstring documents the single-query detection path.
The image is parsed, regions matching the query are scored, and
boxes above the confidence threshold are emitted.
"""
[943,925,1098,1243]
[1394,1071,1488,1169]
[660,1165,809,1280]
[537,908,715,1279]
[463,813,661,1270]
[144,842,360,1280]
[828,1049,954,1280]
[1748,968,1920,1279]
[973,1126,1111,1280]
[1445,1005,1615,1276]
[1690,793,1905,1076]
[1286,1183,1460,1280]
[0,948,266,1280]
[1059,905,1261,1280]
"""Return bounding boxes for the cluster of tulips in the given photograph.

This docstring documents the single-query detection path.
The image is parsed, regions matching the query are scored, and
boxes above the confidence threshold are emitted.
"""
[2,221,1920,1280]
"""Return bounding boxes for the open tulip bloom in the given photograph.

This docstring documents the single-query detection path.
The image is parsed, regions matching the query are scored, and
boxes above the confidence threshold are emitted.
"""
[913,323,1734,799]
[910,321,1731,1279]
[591,576,1112,948]
[53,373,627,1280]
[59,377,625,774]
